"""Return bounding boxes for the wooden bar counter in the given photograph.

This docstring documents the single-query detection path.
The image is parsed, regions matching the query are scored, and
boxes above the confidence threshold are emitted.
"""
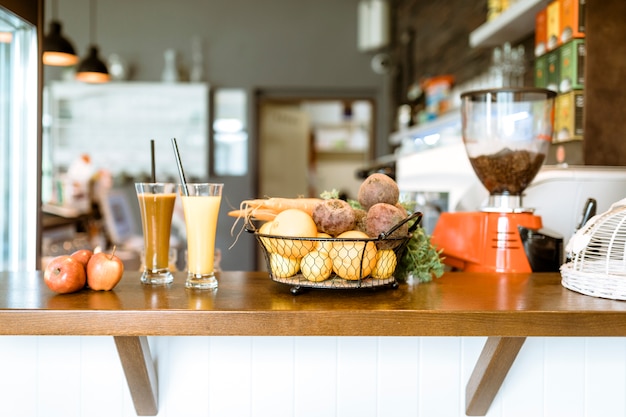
[2,270,626,416]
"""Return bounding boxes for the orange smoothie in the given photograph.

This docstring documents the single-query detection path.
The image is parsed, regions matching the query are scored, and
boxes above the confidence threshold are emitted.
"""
[137,192,177,271]
[182,194,222,276]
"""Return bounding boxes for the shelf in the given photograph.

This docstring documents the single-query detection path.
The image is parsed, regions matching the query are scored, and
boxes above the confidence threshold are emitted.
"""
[389,110,461,146]
[469,0,551,48]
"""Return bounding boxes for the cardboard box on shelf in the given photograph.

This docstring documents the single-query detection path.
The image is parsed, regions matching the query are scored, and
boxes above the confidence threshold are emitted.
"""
[535,8,547,57]
[487,0,503,21]
[554,91,584,143]
[546,49,560,93]
[560,0,586,43]
[535,54,548,88]
[547,0,561,51]
[559,39,585,93]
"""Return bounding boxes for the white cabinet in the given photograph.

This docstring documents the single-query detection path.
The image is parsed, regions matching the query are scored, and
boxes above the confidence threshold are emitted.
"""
[45,82,209,181]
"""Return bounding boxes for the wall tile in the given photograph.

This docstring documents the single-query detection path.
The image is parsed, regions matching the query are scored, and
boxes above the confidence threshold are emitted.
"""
[418,337,462,416]
[36,336,82,417]
[501,337,544,417]
[0,336,39,417]
[294,336,338,417]
[251,336,295,417]
[585,338,626,416]
[163,336,211,417]
[208,336,253,416]
[337,337,378,417]
[79,336,127,417]
[377,336,420,417]
[544,337,585,417]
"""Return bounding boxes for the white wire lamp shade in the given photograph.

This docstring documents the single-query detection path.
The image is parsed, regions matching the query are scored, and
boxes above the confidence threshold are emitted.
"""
[42,20,79,66]
[76,45,110,83]
[561,199,626,300]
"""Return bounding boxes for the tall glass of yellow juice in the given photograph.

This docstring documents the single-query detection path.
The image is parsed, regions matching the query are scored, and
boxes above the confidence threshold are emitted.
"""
[179,183,223,289]
[135,183,177,284]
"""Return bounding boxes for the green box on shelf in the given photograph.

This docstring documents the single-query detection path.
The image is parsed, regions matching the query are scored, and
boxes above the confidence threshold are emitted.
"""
[546,49,560,93]
[559,39,585,93]
[534,54,548,88]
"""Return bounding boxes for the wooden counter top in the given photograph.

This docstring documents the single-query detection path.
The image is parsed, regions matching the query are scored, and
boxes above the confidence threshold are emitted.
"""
[2,270,626,416]
[2,270,626,337]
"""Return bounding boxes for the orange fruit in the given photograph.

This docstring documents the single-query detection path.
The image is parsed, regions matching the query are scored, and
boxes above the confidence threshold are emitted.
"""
[329,230,377,281]
[258,220,277,253]
[269,253,301,278]
[268,209,318,258]
[371,249,397,279]
[301,251,333,282]
[315,232,333,254]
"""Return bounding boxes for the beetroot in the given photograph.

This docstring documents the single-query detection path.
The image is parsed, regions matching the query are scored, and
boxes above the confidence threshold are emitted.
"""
[353,208,367,233]
[357,173,399,211]
[312,199,356,236]
[365,203,408,249]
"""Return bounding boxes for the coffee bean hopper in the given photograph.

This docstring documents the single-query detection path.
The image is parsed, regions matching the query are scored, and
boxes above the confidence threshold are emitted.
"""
[431,87,563,273]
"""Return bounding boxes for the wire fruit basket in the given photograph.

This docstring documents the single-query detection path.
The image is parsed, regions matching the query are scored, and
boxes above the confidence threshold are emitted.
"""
[561,199,626,300]
[250,212,422,294]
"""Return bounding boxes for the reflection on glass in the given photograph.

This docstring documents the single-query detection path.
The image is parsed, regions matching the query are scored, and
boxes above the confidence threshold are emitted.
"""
[213,88,247,176]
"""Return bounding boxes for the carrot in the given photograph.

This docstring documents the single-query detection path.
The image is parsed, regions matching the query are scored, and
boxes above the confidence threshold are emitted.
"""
[228,208,277,222]
[228,197,323,250]
[238,197,322,216]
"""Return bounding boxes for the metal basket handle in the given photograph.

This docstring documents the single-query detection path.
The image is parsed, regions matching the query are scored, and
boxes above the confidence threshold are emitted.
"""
[378,211,423,239]
[245,210,423,239]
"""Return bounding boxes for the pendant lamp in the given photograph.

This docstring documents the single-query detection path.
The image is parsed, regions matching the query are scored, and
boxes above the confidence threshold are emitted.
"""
[76,0,110,83]
[42,0,79,66]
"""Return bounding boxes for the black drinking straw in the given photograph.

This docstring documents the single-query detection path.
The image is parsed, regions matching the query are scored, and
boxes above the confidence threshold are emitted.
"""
[150,139,156,183]
[171,137,189,196]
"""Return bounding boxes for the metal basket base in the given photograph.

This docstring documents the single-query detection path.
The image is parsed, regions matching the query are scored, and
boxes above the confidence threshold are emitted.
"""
[271,273,399,295]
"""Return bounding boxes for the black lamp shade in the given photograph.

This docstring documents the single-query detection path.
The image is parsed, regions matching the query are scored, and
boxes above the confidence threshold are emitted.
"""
[76,45,110,83]
[43,21,79,66]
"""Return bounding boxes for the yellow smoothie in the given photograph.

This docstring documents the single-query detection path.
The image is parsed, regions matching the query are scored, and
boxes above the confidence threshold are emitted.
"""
[137,192,177,271]
[182,194,222,276]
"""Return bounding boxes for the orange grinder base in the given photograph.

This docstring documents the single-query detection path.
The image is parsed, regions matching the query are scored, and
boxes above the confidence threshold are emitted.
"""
[431,211,554,273]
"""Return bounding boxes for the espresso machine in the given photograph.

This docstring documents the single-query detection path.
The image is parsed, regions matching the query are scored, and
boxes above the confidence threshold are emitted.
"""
[431,88,563,273]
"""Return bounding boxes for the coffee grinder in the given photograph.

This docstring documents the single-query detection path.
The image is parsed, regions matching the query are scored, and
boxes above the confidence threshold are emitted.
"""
[431,87,563,273]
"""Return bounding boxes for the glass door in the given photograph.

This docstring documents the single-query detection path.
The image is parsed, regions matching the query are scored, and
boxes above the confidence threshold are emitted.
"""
[0,2,41,271]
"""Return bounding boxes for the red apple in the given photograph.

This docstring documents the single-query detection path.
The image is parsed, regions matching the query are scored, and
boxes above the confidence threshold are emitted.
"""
[87,248,124,291]
[43,255,87,294]
[70,249,93,269]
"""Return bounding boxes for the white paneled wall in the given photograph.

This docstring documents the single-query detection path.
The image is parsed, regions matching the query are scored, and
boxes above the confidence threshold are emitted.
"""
[1,336,625,417]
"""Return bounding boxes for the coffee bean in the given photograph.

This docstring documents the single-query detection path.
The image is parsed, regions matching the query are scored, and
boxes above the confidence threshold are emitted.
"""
[469,148,545,195]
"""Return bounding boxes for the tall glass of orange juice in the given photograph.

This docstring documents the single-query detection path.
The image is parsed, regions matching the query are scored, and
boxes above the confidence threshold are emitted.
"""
[135,183,177,284]
[179,183,223,289]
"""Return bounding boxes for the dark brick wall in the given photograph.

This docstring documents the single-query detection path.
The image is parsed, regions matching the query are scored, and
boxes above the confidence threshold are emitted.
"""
[391,0,537,100]
[391,0,492,106]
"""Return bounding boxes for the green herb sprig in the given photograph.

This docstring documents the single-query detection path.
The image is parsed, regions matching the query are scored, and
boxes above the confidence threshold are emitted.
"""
[394,216,444,283]
[343,197,444,283]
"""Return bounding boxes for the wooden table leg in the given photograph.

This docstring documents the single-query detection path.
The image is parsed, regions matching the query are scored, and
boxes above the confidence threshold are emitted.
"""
[114,336,158,416]
[465,336,526,416]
